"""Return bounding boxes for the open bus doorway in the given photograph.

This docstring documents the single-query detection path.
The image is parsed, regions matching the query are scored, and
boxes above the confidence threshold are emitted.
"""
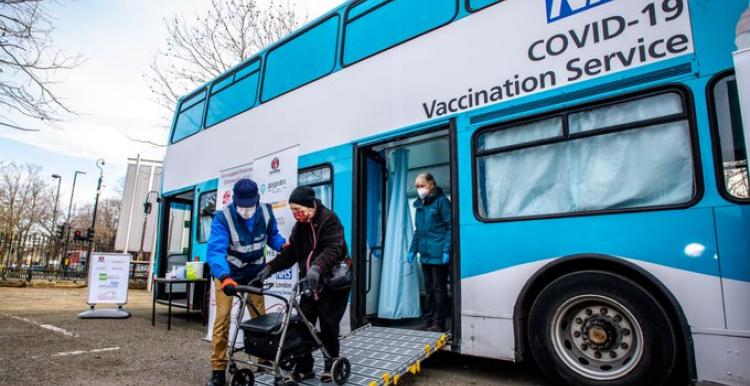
[354,127,457,334]
[155,190,194,304]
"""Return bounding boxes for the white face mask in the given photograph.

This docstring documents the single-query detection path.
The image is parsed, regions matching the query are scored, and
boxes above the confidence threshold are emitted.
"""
[236,206,256,220]
[417,188,430,200]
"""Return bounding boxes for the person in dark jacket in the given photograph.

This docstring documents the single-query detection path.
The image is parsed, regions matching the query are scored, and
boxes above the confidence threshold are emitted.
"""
[256,186,350,383]
[406,173,452,332]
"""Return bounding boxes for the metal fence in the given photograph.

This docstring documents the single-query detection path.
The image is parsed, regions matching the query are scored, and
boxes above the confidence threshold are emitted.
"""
[0,232,123,282]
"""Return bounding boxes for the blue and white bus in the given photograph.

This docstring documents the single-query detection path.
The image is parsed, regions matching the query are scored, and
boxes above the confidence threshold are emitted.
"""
[155,1,750,385]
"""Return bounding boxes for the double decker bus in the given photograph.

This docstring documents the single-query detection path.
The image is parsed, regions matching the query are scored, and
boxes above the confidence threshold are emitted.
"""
[155,1,750,384]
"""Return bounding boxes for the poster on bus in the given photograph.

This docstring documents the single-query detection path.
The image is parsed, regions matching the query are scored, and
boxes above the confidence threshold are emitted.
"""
[216,162,254,210]
[86,253,130,305]
[254,145,299,310]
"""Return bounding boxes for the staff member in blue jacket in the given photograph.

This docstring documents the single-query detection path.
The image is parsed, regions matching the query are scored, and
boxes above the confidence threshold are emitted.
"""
[205,179,287,386]
[407,173,452,332]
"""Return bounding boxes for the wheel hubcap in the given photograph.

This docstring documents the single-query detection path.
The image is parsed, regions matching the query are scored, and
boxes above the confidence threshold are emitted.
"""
[551,295,644,381]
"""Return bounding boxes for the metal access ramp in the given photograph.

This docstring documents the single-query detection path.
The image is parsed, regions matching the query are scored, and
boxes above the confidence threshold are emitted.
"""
[254,325,450,386]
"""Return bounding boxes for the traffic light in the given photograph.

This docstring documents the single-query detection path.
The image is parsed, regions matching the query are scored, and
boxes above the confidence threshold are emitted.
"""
[86,228,95,242]
[55,224,66,240]
[73,230,85,242]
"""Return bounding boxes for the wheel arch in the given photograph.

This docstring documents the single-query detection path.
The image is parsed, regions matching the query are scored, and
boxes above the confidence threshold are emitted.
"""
[512,254,696,383]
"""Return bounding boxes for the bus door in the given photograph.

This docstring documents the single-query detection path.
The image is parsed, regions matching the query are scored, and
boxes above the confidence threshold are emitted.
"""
[156,190,194,302]
[353,126,456,333]
[362,150,386,318]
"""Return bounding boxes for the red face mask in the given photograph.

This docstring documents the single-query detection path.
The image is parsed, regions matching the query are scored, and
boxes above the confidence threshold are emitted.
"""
[293,210,311,223]
[292,202,315,223]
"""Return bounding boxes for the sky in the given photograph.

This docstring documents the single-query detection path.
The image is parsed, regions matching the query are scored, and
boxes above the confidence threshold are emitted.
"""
[0,0,344,210]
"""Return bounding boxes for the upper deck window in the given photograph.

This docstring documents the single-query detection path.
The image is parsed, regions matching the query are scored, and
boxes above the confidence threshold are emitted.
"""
[342,0,458,66]
[261,15,339,102]
[205,60,261,127]
[171,89,207,143]
[466,0,502,12]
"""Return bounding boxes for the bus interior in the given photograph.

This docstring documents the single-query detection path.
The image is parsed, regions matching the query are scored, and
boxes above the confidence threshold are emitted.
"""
[155,190,201,308]
[357,128,456,332]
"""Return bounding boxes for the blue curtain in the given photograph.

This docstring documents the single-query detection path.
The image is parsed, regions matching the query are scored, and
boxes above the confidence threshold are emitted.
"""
[378,149,421,319]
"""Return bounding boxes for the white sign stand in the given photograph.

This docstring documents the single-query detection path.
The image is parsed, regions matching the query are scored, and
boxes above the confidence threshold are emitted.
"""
[79,252,132,319]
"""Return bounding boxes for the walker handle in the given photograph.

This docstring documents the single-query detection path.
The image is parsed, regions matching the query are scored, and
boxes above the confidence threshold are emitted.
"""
[235,285,264,296]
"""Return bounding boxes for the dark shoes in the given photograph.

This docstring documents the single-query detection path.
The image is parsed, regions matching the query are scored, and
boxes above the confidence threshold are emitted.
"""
[421,319,446,332]
[206,370,226,386]
[320,359,333,383]
[426,323,445,332]
[291,369,315,382]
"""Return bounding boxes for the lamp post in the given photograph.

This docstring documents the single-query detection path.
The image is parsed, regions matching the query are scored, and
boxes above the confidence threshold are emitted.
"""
[50,174,61,267]
[138,191,160,261]
[62,170,85,277]
[85,159,105,269]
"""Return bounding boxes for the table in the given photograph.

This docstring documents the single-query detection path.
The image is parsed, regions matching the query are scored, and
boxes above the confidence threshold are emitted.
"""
[151,278,210,330]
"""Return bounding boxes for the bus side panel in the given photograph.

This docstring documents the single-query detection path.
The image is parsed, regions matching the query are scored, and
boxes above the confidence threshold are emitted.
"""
[714,205,750,331]
[458,207,724,358]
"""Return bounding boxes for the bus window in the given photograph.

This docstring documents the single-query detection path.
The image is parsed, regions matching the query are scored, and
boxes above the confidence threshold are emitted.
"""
[467,0,502,12]
[477,116,562,151]
[261,16,339,102]
[711,74,749,200]
[342,0,458,66]
[475,89,697,220]
[197,190,217,243]
[298,165,333,208]
[205,60,261,127]
[171,89,207,143]
[569,92,684,134]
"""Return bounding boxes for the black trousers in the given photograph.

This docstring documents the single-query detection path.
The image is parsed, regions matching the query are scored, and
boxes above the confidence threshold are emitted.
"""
[422,263,449,327]
[296,287,350,372]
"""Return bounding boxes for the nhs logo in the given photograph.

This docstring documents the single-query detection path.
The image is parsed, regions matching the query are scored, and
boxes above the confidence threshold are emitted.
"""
[546,0,614,23]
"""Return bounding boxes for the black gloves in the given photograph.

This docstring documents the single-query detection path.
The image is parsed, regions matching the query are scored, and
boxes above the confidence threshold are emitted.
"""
[306,265,322,291]
[220,277,237,297]
[257,265,272,283]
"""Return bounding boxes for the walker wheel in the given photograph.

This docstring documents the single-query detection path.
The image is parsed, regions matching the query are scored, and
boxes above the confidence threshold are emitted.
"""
[279,359,295,371]
[231,369,254,386]
[331,357,351,385]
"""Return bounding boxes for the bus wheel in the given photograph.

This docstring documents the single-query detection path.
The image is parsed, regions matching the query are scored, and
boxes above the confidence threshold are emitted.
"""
[527,270,677,386]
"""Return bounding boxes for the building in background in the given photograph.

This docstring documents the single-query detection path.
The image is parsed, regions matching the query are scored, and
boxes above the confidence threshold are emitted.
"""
[114,156,163,262]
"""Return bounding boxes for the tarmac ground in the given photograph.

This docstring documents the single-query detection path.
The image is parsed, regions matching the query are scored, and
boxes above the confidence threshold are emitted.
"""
[0,286,549,385]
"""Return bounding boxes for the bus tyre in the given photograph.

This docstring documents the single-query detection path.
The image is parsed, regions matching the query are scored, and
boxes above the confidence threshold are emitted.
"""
[527,270,677,386]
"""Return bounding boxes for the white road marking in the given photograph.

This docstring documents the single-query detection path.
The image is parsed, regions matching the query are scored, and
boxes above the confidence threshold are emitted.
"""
[10,316,79,337]
[51,347,120,357]
[47,347,120,359]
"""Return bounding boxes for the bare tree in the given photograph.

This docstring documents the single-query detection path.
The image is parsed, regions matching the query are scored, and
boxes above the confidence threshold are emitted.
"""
[68,197,121,253]
[144,0,303,134]
[0,0,83,128]
[0,161,55,266]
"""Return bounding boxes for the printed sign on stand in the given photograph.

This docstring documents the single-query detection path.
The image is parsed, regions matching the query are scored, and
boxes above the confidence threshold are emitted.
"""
[79,253,131,319]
